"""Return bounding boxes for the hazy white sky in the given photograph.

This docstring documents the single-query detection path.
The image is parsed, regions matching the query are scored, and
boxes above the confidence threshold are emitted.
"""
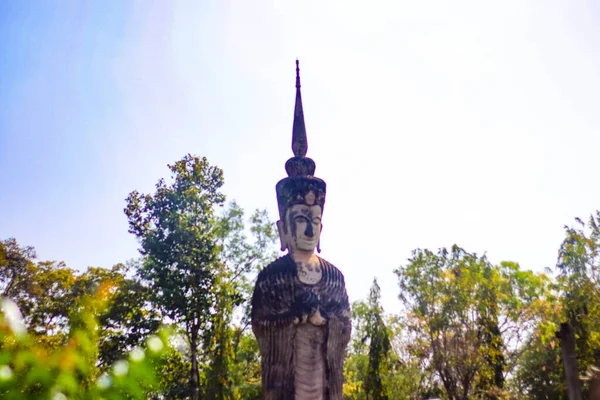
[1,1,600,311]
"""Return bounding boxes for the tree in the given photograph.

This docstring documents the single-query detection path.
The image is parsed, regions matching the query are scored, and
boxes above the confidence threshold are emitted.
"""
[514,334,565,399]
[230,331,262,399]
[203,270,235,400]
[204,202,277,399]
[0,238,37,298]
[344,299,370,400]
[344,281,428,400]
[0,239,76,344]
[555,212,600,396]
[556,214,600,356]
[153,344,193,399]
[477,262,505,395]
[1,239,162,369]
[395,246,547,400]
[72,264,162,369]
[125,154,226,400]
[396,246,487,399]
[363,279,391,400]
[0,293,170,399]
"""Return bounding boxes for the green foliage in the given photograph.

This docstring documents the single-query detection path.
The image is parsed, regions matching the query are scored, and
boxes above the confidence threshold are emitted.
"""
[6,153,600,400]
[125,154,226,399]
[0,294,169,399]
[230,332,261,399]
[395,246,549,400]
[512,333,565,399]
[344,351,368,399]
[204,273,235,400]
[152,344,192,399]
[364,279,391,400]
[557,213,600,369]
[124,157,277,400]
[0,239,162,372]
[0,238,179,398]
[0,239,75,343]
[72,264,162,369]
[345,287,432,400]
[125,154,225,327]
[204,202,277,400]
[396,246,489,399]
[552,212,600,397]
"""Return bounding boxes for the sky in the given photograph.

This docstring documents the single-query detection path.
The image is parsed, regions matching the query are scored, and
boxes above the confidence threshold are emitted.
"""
[1,1,600,312]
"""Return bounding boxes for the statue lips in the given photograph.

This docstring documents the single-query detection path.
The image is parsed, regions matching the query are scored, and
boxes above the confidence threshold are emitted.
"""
[295,238,317,252]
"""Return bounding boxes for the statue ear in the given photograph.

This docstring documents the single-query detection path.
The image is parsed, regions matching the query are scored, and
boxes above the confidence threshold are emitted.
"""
[276,220,287,252]
[317,223,323,253]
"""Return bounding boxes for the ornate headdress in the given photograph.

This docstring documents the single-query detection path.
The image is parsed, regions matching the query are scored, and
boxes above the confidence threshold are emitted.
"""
[276,61,327,220]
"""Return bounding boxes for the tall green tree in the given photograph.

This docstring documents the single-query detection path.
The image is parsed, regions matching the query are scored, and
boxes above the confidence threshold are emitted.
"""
[0,238,76,345]
[512,305,565,399]
[555,212,600,396]
[386,313,442,400]
[230,331,262,399]
[0,238,37,298]
[72,264,162,369]
[344,299,370,400]
[363,279,391,400]
[125,154,226,400]
[204,202,277,399]
[396,246,488,400]
[203,268,235,400]
[1,239,163,368]
[477,262,505,395]
[345,280,416,400]
[396,246,547,400]
[494,261,556,397]
[557,214,600,363]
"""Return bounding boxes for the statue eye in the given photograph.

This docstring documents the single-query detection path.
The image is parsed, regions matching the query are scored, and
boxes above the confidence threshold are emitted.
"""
[294,216,308,223]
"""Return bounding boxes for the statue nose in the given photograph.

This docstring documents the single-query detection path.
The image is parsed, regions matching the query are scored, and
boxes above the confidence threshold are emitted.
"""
[305,222,314,237]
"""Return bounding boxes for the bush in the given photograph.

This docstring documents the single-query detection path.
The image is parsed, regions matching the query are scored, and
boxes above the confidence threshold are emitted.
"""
[0,295,169,399]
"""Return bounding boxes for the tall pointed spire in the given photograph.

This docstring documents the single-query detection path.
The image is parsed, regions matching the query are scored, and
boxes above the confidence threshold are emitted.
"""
[292,59,307,158]
[277,60,325,219]
[284,60,316,178]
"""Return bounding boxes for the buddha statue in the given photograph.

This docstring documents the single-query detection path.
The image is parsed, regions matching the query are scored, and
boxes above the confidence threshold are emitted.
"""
[251,61,352,400]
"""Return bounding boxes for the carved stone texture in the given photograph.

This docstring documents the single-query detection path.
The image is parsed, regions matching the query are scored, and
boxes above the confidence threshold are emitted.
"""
[251,61,351,399]
[252,255,351,399]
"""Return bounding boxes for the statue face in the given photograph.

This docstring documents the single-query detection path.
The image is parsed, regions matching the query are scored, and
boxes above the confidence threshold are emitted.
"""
[277,203,322,253]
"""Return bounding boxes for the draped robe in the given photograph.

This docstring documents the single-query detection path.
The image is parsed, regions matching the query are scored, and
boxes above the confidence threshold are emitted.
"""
[251,255,352,399]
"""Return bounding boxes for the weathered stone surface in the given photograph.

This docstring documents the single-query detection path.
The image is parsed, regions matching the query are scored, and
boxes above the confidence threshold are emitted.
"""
[250,61,351,399]
[294,323,325,399]
[251,255,351,399]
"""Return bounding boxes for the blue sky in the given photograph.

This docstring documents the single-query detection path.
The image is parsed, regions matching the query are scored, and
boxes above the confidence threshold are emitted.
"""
[2,1,600,311]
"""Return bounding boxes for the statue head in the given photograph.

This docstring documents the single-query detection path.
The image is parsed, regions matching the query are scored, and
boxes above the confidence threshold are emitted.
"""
[276,187,325,253]
[275,60,327,254]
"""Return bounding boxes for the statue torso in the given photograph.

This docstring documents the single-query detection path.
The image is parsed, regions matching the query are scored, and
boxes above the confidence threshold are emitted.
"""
[294,256,326,400]
[251,255,351,400]
[295,323,326,400]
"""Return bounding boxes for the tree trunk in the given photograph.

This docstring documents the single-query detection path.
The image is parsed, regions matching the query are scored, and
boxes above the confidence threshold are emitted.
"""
[590,377,600,400]
[3,269,16,296]
[191,324,200,400]
[556,322,582,400]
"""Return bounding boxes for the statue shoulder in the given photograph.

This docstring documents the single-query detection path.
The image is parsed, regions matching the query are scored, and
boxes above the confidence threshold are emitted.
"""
[317,256,346,285]
[256,255,295,283]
